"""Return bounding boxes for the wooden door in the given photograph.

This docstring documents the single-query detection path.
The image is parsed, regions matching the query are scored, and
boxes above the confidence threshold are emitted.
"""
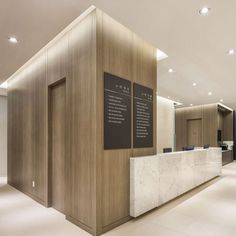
[49,81,66,213]
[187,119,202,147]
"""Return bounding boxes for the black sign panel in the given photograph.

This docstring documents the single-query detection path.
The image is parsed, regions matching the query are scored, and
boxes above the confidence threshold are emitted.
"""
[133,83,153,148]
[104,72,131,149]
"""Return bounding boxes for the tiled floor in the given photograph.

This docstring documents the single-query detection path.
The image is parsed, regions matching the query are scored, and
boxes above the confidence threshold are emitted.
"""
[1,162,236,236]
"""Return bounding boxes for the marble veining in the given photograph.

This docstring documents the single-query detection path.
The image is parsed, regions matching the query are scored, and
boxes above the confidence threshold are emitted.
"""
[130,148,222,217]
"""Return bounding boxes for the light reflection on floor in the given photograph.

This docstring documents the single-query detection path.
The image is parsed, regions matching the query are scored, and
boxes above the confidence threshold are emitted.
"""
[1,162,236,236]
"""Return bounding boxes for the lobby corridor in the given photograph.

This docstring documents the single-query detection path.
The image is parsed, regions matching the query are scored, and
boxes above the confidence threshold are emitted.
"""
[1,162,236,236]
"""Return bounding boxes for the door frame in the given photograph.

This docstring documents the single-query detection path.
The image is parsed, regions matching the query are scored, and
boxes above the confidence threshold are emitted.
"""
[47,77,66,208]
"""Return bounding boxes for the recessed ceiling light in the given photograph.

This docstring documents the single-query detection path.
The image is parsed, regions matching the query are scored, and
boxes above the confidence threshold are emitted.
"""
[167,96,170,99]
[220,99,224,102]
[168,68,173,73]
[190,104,193,106]
[208,92,212,96]
[192,82,197,86]
[228,49,236,55]
[199,7,211,15]
[8,37,18,43]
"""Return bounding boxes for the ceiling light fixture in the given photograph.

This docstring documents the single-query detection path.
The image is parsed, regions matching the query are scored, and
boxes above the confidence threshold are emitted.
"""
[208,91,212,96]
[8,37,18,43]
[192,82,197,86]
[199,7,211,16]
[228,49,236,55]
[220,99,223,102]
[190,104,193,106]
[168,68,173,73]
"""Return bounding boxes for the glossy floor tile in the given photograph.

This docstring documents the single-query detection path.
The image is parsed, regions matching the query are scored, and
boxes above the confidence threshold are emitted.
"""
[1,162,236,236]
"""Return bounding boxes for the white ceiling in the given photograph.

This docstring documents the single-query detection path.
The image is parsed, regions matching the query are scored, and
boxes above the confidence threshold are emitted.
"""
[1,0,236,109]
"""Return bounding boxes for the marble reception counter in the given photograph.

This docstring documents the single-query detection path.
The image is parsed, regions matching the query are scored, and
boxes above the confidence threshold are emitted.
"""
[130,148,222,217]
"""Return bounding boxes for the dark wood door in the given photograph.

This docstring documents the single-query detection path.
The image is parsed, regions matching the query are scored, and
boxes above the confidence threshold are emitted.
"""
[187,119,202,147]
[49,81,66,213]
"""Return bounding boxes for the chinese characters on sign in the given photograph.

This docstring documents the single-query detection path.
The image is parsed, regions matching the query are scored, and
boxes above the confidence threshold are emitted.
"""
[133,83,153,148]
[104,73,131,149]
[104,73,153,149]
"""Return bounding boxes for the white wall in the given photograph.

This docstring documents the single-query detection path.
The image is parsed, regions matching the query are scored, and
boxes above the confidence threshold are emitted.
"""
[0,90,7,176]
[157,96,175,153]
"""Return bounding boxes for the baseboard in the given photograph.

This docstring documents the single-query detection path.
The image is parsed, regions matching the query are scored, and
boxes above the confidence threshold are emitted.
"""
[102,216,131,234]
[66,215,93,235]
[8,183,47,207]
[24,191,48,207]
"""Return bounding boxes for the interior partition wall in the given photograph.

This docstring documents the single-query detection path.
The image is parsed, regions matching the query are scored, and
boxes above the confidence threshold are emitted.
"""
[175,104,218,150]
[0,94,7,176]
[233,111,236,160]
[7,7,157,236]
[156,96,175,153]
[175,104,233,151]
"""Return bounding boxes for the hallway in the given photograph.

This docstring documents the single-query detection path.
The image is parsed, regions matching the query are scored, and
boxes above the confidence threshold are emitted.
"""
[1,162,236,236]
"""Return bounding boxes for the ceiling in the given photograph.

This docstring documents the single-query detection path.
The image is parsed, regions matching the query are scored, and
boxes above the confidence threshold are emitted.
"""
[1,0,236,109]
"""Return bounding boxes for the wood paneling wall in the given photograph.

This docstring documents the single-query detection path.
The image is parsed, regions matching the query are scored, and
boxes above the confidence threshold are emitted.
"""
[0,95,7,176]
[217,110,224,132]
[223,112,233,140]
[7,8,157,236]
[95,10,156,234]
[202,104,218,147]
[175,104,233,151]
[8,53,48,204]
[98,13,133,231]
[8,9,97,234]
[175,104,218,150]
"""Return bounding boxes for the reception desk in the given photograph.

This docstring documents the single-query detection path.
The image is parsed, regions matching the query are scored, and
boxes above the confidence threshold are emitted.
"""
[130,148,222,217]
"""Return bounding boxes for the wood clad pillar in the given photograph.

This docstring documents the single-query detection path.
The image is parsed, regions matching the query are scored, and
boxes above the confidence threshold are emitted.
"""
[7,7,157,236]
[95,9,157,234]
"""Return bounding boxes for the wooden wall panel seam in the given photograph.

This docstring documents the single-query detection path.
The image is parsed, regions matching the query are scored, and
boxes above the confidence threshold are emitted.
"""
[95,8,103,236]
